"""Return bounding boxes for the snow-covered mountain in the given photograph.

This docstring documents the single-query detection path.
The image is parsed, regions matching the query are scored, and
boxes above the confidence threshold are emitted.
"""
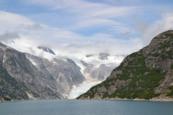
[37,46,56,55]
[3,39,124,99]
[68,53,124,98]
[0,42,86,100]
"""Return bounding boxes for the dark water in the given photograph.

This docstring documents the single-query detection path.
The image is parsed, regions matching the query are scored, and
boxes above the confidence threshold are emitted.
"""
[0,100,173,115]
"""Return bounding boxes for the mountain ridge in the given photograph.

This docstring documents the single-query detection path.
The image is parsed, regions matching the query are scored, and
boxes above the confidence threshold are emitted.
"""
[78,30,173,100]
[0,42,86,101]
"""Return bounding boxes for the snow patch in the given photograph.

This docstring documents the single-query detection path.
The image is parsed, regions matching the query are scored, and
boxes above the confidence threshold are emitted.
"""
[27,56,37,66]
[5,38,56,61]
[68,80,102,99]
[26,92,35,100]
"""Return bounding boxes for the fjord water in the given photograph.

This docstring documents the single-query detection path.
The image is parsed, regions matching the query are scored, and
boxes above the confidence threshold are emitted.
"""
[0,100,173,115]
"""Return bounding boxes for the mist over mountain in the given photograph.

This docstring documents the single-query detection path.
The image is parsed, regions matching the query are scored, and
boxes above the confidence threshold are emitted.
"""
[0,42,88,101]
[1,3,172,101]
[37,46,56,55]
[0,38,123,101]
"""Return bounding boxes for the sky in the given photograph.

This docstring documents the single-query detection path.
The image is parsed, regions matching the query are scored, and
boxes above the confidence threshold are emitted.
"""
[0,0,173,58]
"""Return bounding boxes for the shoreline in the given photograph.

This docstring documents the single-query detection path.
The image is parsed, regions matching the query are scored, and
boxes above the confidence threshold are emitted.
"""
[77,97,173,102]
[1,97,173,103]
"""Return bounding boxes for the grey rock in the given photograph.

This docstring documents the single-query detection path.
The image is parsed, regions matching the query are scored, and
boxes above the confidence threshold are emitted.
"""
[0,43,85,100]
[38,46,56,55]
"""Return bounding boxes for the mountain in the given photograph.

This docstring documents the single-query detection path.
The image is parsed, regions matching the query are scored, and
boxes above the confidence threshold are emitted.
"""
[0,42,85,101]
[38,46,56,55]
[67,54,120,99]
[0,43,36,101]
[79,30,173,100]
[0,41,119,101]
[80,60,115,80]
[26,54,85,98]
[3,39,124,99]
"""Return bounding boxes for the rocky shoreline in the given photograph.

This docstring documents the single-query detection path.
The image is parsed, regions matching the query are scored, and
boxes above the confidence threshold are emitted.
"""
[1,98,173,103]
[0,96,12,102]
[78,96,173,102]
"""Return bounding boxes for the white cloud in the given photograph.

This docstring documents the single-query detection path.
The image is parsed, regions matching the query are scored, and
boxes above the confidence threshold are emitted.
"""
[0,32,19,41]
[0,11,142,62]
[85,6,135,18]
[22,0,136,32]
[0,11,33,33]
[26,0,135,13]
[73,19,120,29]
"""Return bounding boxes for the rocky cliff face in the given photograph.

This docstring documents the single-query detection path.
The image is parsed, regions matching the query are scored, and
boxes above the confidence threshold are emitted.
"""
[26,55,85,98]
[0,43,35,101]
[0,43,85,101]
[37,46,56,55]
[79,30,173,100]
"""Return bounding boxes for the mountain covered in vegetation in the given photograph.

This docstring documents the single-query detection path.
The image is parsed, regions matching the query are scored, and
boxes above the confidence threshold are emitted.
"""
[79,30,173,100]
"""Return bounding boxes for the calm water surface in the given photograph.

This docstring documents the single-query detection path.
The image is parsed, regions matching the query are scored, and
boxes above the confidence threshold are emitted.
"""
[0,100,173,115]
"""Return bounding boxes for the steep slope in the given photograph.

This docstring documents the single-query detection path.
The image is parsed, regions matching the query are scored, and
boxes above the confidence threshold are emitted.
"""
[0,65,36,101]
[26,54,85,98]
[0,43,37,101]
[0,67,32,101]
[0,42,85,100]
[79,30,173,100]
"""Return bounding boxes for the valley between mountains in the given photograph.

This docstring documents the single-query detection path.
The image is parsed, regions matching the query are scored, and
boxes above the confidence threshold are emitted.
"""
[1,30,173,101]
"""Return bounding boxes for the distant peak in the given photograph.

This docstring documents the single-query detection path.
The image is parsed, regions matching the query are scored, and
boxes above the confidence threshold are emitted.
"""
[86,54,94,58]
[37,46,56,55]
